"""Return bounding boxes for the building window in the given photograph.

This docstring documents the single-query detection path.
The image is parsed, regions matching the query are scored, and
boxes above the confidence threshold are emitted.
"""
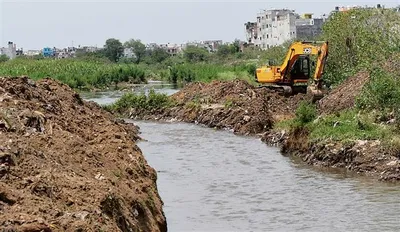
[267,34,269,39]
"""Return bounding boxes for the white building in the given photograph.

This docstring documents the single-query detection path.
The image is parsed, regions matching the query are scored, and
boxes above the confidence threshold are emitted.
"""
[0,42,17,59]
[24,50,41,56]
[256,9,297,49]
[123,48,135,58]
[246,9,325,50]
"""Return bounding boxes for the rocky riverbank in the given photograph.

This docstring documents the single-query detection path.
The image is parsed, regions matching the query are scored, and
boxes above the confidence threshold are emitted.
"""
[0,77,167,231]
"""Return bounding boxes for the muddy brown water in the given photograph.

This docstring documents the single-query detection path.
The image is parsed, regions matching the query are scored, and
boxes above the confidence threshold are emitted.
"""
[84,87,400,232]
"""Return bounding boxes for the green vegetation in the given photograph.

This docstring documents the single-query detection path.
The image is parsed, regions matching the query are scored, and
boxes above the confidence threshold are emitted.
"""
[107,89,174,113]
[104,38,124,62]
[278,109,395,143]
[322,8,400,86]
[0,59,145,89]
[167,63,257,84]
[309,110,393,142]
[294,101,317,126]
[0,54,9,63]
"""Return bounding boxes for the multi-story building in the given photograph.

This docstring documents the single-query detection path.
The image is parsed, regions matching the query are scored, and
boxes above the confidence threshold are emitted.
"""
[159,43,182,56]
[244,22,258,45]
[0,41,17,59]
[246,9,325,50]
[256,9,297,49]
[202,40,223,52]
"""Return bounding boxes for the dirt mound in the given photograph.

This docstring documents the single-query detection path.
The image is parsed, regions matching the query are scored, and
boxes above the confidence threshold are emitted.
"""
[131,80,307,135]
[318,71,369,114]
[0,77,166,231]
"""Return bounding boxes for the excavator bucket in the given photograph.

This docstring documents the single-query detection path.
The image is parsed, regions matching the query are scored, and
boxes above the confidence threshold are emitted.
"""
[307,85,324,102]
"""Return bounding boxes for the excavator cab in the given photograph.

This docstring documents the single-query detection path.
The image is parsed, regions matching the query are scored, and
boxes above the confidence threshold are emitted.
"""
[289,55,311,81]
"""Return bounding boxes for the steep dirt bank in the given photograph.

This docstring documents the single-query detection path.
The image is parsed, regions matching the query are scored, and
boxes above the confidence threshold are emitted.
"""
[0,77,166,231]
[129,80,307,135]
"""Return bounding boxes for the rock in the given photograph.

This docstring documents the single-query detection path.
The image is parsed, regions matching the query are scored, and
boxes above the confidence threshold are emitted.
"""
[73,211,90,220]
[243,116,251,122]
[387,160,398,166]
[95,173,105,181]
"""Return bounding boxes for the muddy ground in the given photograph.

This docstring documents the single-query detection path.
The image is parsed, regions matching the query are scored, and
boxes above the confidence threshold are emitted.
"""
[0,77,166,231]
[126,76,400,181]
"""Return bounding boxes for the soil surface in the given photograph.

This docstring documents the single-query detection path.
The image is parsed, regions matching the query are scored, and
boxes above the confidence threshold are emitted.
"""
[318,71,370,115]
[129,80,308,135]
[0,77,166,232]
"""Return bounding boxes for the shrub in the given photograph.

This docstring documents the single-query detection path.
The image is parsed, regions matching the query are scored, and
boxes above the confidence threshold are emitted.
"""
[295,101,317,126]
[110,89,173,113]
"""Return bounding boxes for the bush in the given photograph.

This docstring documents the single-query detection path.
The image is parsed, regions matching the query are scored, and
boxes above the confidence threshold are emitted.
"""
[110,89,173,113]
[295,101,317,126]
[357,68,400,111]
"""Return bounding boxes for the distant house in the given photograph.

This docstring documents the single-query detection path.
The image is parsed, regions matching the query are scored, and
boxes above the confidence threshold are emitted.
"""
[0,41,17,59]
[24,50,41,56]
[42,47,54,57]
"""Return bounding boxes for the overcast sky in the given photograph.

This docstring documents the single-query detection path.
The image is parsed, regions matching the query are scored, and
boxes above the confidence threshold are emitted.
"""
[1,0,399,50]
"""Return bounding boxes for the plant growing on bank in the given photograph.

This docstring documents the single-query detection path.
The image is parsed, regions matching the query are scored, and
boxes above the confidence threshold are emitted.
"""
[109,89,174,113]
[294,101,317,126]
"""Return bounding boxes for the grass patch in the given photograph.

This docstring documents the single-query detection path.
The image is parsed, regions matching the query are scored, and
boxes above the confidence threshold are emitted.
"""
[276,110,395,144]
[309,110,393,142]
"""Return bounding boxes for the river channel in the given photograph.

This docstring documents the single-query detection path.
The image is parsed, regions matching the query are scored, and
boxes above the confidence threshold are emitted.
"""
[83,85,400,232]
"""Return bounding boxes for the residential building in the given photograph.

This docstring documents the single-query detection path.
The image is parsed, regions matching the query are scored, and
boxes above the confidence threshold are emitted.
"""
[42,47,55,57]
[24,50,41,56]
[256,9,298,49]
[246,9,325,50]
[123,48,135,58]
[159,43,182,56]
[295,14,325,40]
[202,40,223,52]
[244,22,258,45]
[0,41,17,59]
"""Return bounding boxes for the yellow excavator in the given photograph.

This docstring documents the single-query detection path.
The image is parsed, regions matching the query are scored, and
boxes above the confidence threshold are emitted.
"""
[255,41,328,100]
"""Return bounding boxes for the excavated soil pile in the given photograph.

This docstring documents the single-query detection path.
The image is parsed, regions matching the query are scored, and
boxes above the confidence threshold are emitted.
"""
[0,77,166,232]
[318,71,369,115]
[132,80,307,135]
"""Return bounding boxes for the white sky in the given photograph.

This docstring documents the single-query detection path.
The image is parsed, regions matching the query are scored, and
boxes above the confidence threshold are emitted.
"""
[1,0,399,50]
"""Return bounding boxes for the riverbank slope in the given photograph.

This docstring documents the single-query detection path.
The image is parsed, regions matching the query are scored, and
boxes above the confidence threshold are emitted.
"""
[0,77,166,231]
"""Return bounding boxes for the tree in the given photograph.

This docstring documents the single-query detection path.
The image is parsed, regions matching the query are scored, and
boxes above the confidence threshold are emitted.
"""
[0,54,9,63]
[124,39,146,64]
[150,47,169,63]
[104,38,124,62]
[216,44,236,57]
[183,45,209,63]
[232,39,241,53]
